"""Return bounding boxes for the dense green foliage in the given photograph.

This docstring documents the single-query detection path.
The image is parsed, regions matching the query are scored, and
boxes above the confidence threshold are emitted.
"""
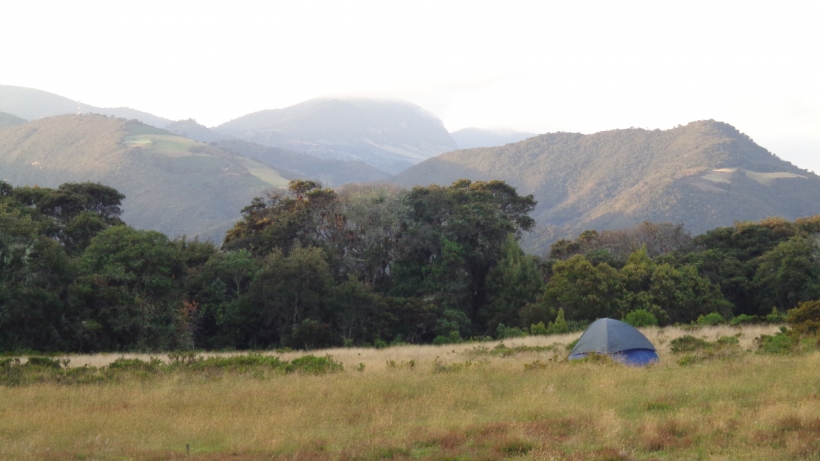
[1,178,818,352]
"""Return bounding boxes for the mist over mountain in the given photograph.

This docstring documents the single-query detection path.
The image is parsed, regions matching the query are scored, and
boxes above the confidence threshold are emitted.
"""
[0,114,289,240]
[215,97,458,174]
[450,127,535,149]
[393,120,820,253]
[0,85,172,128]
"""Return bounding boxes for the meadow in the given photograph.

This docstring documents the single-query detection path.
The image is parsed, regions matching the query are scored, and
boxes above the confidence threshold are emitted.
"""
[2,325,819,461]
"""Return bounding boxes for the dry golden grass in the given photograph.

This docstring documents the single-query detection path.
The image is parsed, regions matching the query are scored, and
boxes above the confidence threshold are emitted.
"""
[57,324,778,369]
[4,325,819,461]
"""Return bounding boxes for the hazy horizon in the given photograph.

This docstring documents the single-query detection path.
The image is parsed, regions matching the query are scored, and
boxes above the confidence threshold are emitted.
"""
[2,1,819,172]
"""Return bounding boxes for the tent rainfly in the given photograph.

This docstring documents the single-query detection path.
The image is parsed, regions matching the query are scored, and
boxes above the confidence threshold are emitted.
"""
[568,318,659,366]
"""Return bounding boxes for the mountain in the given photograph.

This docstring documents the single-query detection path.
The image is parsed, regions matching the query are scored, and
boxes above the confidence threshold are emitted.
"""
[450,127,535,149]
[0,111,26,128]
[165,119,225,142]
[0,85,172,128]
[215,139,390,187]
[215,97,458,174]
[0,114,290,241]
[392,120,820,252]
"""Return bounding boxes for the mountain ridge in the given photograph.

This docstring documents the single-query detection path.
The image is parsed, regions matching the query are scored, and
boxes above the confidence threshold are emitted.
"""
[392,120,820,252]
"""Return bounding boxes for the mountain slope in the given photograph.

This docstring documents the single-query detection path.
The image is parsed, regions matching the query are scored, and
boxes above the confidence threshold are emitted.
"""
[215,139,390,187]
[450,128,535,149]
[0,115,289,240]
[0,85,172,128]
[0,111,26,128]
[392,120,820,251]
[216,98,458,174]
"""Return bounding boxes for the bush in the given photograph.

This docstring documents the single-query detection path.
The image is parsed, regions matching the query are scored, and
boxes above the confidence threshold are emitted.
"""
[496,323,527,339]
[287,355,344,374]
[669,335,711,354]
[623,309,658,327]
[696,312,724,326]
[433,330,463,345]
[787,300,820,336]
[757,327,798,354]
[26,357,66,368]
[547,309,570,334]
[766,307,786,324]
[107,357,163,372]
[730,314,759,326]
[530,321,549,336]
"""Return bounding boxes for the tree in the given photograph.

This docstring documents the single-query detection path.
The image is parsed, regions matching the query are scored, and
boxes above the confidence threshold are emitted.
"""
[70,226,188,351]
[542,255,625,321]
[482,234,544,331]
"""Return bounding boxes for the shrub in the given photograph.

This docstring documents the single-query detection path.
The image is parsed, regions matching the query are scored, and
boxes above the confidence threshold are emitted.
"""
[766,307,786,324]
[730,314,759,326]
[623,309,658,327]
[26,357,66,369]
[696,312,724,326]
[287,355,344,374]
[530,321,549,336]
[496,324,527,339]
[433,330,463,345]
[669,335,711,354]
[757,327,798,354]
[107,357,163,372]
[787,300,820,336]
[547,309,570,334]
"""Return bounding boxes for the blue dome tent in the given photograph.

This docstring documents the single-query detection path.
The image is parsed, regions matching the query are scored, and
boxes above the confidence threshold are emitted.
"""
[568,318,659,366]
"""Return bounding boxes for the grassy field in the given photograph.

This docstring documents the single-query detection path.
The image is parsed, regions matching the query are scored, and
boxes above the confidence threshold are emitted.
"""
[2,325,820,460]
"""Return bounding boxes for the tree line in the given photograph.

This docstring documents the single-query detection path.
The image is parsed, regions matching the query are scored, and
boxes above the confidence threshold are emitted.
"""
[1,179,818,352]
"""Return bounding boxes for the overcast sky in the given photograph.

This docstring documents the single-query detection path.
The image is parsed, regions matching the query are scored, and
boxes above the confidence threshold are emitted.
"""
[2,0,819,172]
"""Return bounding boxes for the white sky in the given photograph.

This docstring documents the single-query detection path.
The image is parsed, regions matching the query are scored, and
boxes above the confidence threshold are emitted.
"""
[2,0,819,172]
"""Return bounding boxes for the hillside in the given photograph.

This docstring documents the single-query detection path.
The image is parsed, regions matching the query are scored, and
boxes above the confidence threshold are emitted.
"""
[392,120,820,252]
[215,98,458,174]
[450,127,535,149]
[0,111,26,128]
[0,85,172,128]
[215,139,390,187]
[0,115,289,240]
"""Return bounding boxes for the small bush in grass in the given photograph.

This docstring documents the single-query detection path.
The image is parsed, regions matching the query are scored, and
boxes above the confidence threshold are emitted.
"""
[671,334,742,365]
[547,308,570,334]
[697,312,724,326]
[756,327,798,354]
[287,355,344,374]
[730,314,760,326]
[496,323,527,339]
[766,307,786,324]
[623,309,658,327]
[107,357,163,372]
[432,330,463,345]
[530,321,549,336]
[669,335,710,353]
[26,357,67,368]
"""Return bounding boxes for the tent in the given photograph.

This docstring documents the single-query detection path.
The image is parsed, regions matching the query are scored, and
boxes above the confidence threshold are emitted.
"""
[567,318,659,366]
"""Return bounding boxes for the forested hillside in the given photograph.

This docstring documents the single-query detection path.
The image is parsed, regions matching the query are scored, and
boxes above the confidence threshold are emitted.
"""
[2,177,817,352]
[0,115,288,240]
[393,121,820,253]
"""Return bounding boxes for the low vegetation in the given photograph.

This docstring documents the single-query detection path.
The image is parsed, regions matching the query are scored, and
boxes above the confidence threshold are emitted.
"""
[2,325,820,460]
